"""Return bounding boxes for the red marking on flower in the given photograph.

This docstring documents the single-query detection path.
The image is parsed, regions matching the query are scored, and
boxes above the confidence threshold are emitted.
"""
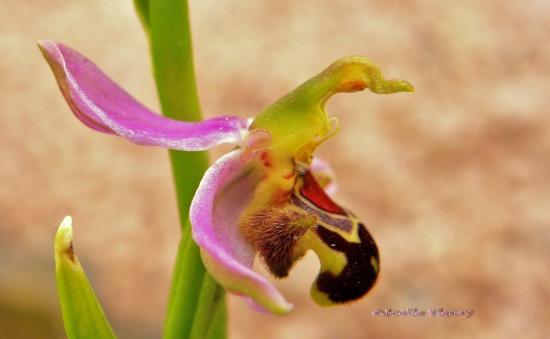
[300,171,346,215]
[260,151,272,167]
[340,80,367,92]
[282,171,295,180]
[274,189,291,205]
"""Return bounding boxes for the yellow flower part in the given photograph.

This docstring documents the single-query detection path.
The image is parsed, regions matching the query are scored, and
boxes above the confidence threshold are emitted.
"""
[237,56,413,306]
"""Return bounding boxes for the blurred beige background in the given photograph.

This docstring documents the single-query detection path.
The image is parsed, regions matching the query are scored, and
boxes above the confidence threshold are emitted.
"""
[1,0,549,338]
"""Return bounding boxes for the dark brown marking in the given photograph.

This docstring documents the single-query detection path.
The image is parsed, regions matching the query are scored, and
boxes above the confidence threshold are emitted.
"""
[314,223,379,303]
[64,241,75,262]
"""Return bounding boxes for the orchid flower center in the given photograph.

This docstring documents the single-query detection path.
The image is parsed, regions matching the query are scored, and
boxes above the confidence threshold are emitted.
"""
[239,56,412,305]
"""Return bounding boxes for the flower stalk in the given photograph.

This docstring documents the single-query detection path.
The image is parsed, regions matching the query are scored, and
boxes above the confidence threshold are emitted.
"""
[142,0,226,337]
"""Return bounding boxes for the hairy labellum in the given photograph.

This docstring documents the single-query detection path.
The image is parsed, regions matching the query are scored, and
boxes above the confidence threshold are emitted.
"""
[241,207,316,277]
[241,170,380,306]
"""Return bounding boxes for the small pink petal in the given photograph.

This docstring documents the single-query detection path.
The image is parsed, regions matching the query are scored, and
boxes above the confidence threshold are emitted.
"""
[311,157,337,195]
[190,149,293,315]
[38,40,248,151]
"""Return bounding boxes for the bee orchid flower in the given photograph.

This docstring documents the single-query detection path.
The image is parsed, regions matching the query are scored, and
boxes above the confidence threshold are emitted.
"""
[39,40,413,315]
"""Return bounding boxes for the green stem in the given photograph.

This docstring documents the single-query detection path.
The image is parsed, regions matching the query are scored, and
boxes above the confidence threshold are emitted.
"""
[140,0,226,338]
[163,223,205,339]
[205,296,227,339]
[189,273,226,339]
[150,0,201,121]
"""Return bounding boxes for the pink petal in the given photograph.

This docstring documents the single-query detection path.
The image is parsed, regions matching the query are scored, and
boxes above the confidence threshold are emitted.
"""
[38,40,248,151]
[190,149,293,314]
[311,157,337,195]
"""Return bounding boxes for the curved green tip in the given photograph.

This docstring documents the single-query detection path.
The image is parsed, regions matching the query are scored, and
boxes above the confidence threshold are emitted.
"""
[370,78,414,94]
[54,216,117,339]
[55,216,74,265]
[250,55,414,158]
[321,56,414,95]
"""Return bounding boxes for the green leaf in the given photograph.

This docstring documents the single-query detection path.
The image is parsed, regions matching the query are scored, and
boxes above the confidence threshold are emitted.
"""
[54,216,117,339]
